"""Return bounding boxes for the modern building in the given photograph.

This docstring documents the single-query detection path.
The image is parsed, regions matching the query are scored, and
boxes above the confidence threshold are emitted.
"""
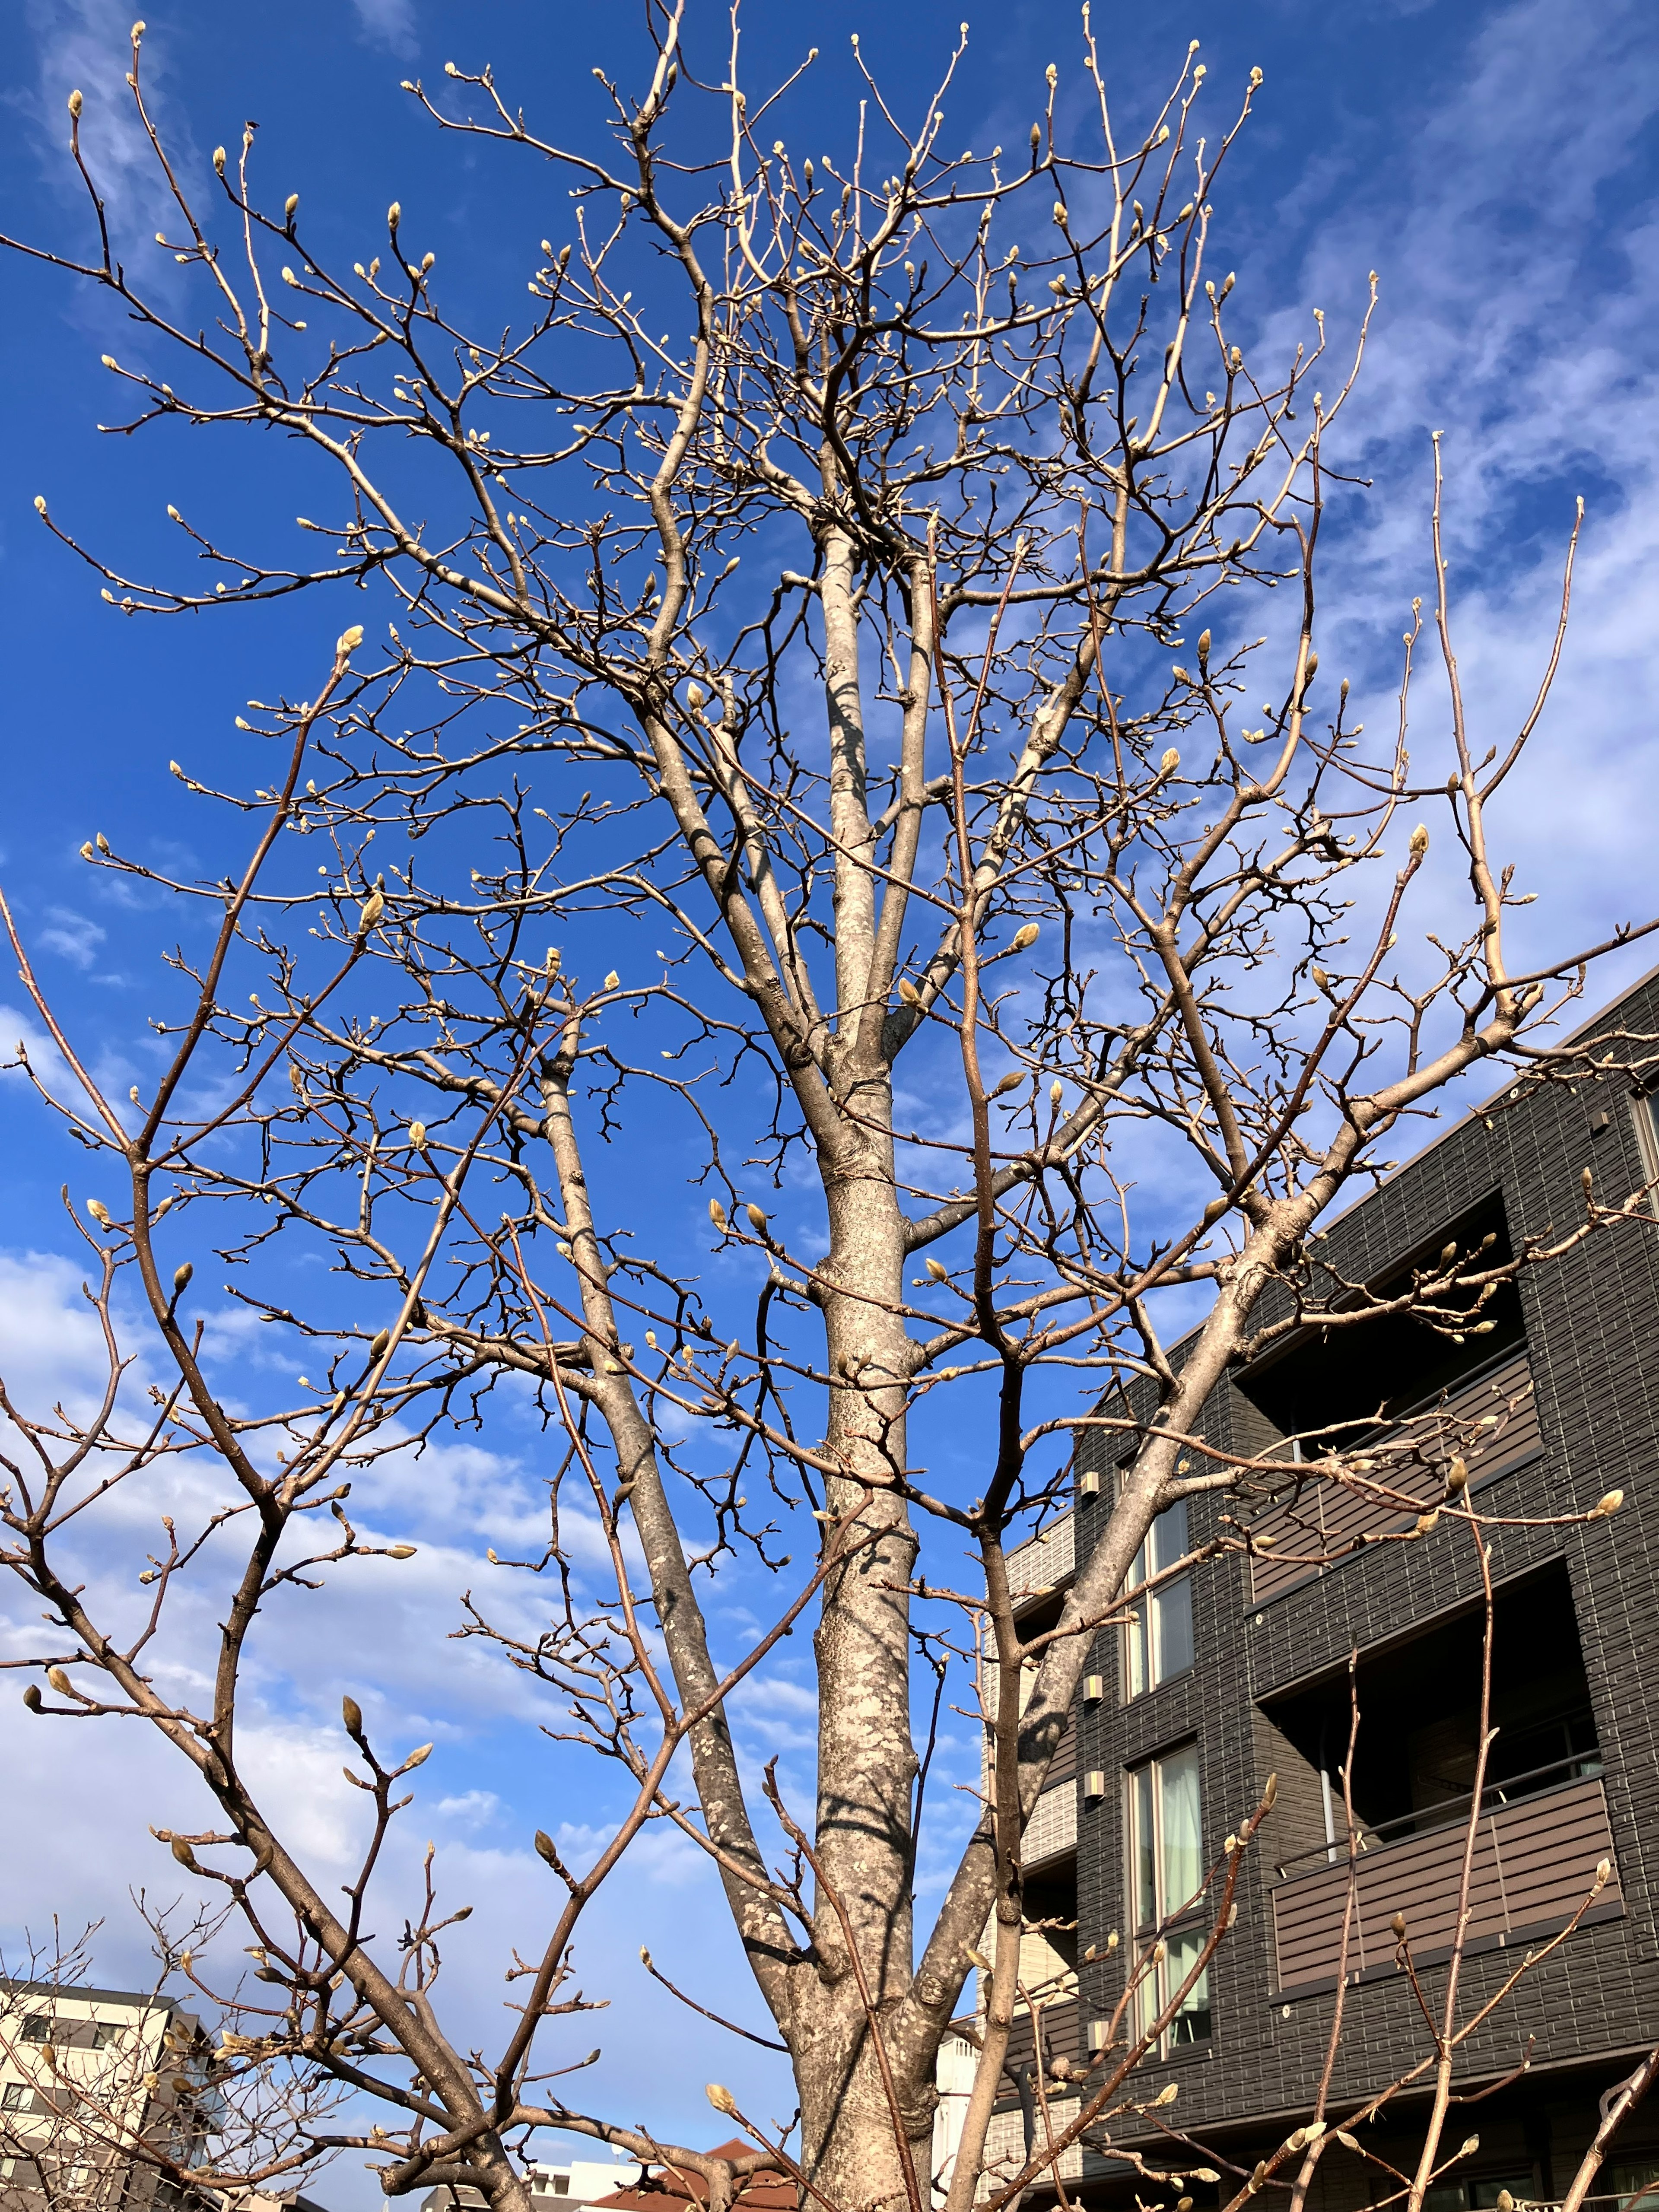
[0,1980,221,2212]
[419,2151,647,2212]
[941,966,1659,2210]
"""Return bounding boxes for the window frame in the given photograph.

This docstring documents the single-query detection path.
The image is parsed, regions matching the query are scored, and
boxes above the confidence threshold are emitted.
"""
[1633,1087,1659,1193]
[1121,1489,1195,1702]
[1125,1740,1212,2055]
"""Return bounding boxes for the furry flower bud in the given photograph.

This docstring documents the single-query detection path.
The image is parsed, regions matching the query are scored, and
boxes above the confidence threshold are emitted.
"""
[1010,922,1040,951]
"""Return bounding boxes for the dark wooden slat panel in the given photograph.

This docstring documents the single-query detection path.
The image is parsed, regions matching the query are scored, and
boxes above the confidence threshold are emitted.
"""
[1001,1999,1083,2093]
[1270,1778,1617,1992]
[1249,1354,1538,1604]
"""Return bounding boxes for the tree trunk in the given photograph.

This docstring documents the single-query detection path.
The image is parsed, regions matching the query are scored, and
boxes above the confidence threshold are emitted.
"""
[794,1083,928,2212]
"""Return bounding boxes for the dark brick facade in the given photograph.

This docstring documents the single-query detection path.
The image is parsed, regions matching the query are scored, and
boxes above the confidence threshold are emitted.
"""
[1062,967,1659,2204]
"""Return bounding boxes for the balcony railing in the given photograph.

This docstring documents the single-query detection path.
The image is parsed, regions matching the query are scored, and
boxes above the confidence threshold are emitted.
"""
[1006,1515,1075,1602]
[1248,1350,1542,1606]
[1001,1997,1084,2097]
[1023,1781,1077,1868]
[1270,1771,1621,1998]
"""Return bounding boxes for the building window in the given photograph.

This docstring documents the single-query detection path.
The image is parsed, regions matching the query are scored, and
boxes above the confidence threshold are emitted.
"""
[1127,1742,1211,2051]
[1124,1497,1194,1698]
[0,2084,25,2113]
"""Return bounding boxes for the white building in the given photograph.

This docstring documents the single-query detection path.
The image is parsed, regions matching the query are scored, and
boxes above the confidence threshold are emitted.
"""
[419,2152,643,2212]
[0,1978,218,2211]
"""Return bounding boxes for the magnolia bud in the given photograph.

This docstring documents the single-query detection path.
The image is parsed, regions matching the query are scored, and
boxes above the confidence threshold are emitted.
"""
[897,977,922,1004]
[369,1328,391,1361]
[964,1947,993,1972]
[1053,200,1067,224]
[1409,824,1429,857]
[421,252,435,273]
[1594,1489,1624,1518]
[48,1666,73,1695]
[709,1198,728,1230]
[96,830,111,853]
[1161,748,1180,773]
[1261,1771,1278,1810]
[68,89,83,117]
[337,624,364,656]
[408,1122,426,1150]
[746,1203,767,1232]
[358,887,385,931]
[23,1686,42,1713]
[1391,1911,1406,1937]
[706,2084,737,2116]
[173,1261,193,1295]
[1010,922,1040,951]
[34,495,48,516]
[1446,1456,1468,1493]
[1414,1510,1439,1536]
[535,1830,558,1864]
[388,201,401,230]
[991,1069,1023,1096]
[404,1742,432,1767]
[604,970,620,990]
[87,1198,112,1228]
[925,1258,949,1282]
[81,842,94,859]
[387,1544,417,1559]
[213,146,226,174]
[1197,628,1211,667]
[342,1695,363,1735]
[685,680,706,710]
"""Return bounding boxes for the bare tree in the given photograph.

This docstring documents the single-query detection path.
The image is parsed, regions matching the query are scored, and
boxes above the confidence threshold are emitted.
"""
[2,10,1655,2212]
[0,1918,340,2212]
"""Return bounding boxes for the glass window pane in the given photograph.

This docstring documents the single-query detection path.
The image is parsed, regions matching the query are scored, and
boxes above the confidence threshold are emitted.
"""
[1154,1577,1194,1684]
[1164,1924,1211,2044]
[1127,1604,1147,1699]
[1132,1767,1157,1929]
[1150,1498,1189,1576]
[1158,1746,1202,1915]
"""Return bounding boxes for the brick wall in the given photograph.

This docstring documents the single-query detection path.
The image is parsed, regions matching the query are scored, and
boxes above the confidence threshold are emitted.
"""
[1068,966,1659,2155]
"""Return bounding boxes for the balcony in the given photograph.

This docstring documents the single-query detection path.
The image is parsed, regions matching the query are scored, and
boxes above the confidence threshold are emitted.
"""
[1006,1515,1074,1605]
[1001,1996,1084,2096]
[1269,1766,1621,1999]
[1024,1781,1077,1869]
[1246,1349,1542,1607]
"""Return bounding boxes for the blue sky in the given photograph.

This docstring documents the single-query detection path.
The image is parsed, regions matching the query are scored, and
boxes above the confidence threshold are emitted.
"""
[0,0,1657,2196]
